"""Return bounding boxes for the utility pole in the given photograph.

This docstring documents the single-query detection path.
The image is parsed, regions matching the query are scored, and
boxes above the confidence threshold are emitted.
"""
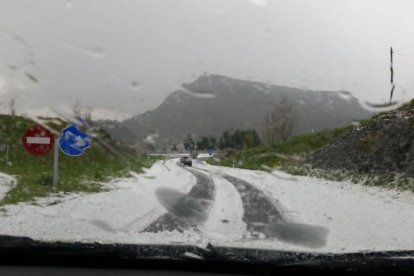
[390,47,395,104]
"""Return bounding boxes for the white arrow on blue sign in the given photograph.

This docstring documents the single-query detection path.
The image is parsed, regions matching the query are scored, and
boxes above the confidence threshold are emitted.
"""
[58,123,91,156]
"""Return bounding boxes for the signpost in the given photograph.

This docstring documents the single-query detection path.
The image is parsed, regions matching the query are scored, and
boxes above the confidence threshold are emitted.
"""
[22,125,59,190]
[5,144,9,164]
[0,144,9,164]
[21,120,92,190]
[52,139,59,190]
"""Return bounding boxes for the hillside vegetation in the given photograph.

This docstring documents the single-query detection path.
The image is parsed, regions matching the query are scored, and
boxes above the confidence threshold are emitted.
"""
[209,101,414,192]
[207,125,352,170]
[0,115,157,205]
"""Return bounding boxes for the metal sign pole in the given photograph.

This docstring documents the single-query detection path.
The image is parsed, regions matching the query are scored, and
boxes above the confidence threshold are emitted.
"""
[5,144,9,164]
[390,47,395,104]
[52,139,59,190]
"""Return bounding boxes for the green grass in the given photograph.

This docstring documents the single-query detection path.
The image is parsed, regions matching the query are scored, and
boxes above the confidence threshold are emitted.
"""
[208,125,352,170]
[0,115,159,205]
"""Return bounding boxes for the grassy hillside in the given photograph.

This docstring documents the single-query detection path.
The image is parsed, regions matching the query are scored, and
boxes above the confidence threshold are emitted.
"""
[208,102,414,192]
[0,115,158,205]
[207,125,352,170]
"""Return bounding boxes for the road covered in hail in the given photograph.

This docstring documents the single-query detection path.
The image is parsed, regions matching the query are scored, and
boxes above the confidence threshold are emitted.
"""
[0,158,413,253]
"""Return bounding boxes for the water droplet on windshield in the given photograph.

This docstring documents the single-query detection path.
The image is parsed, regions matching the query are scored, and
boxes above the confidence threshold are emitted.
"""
[6,30,32,49]
[13,82,26,91]
[264,28,273,36]
[83,46,105,59]
[143,133,158,145]
[338,90,353,101]
[65,0,73,8]
[180,85,216,99]
[361,100,400,113]
[249,0,268,6]
[24,72,38,83]
[260,164,272,172]
[130,81,143,90]
[351,121,361,127]
[0,76,5,90]
[7,65,18,71]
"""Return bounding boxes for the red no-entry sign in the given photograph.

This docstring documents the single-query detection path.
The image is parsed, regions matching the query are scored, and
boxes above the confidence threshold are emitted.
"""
[22,125,55,156]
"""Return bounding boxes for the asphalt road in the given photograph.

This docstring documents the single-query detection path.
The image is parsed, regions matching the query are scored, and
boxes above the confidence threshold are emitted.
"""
[143,160,328,248]
[222,174,288,234]
[142,162,287,236]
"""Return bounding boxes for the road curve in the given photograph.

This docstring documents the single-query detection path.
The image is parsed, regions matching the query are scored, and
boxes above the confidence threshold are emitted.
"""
[141,166,215,233]
[192,164,329,248]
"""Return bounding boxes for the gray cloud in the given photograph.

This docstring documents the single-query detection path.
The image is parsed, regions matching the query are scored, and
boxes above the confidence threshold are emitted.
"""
[1,0,414,119]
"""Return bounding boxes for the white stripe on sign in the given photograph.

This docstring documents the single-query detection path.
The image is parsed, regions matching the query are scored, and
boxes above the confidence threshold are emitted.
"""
[27,137,50,144]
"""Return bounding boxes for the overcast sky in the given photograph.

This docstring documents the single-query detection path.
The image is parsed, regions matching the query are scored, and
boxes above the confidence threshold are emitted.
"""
[1,0,414,120]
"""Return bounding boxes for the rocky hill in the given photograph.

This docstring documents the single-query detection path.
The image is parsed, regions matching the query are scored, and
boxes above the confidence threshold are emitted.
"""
[309,100,414,177]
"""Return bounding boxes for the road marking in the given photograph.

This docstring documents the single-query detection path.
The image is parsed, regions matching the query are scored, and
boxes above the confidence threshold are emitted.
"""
[27,137,51,144]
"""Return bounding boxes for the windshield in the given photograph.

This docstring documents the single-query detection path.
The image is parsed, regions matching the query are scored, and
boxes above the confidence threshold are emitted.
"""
[1,0,414,263]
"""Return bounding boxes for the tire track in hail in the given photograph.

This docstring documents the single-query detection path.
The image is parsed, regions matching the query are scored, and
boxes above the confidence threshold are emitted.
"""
[192,164,328,248]
[221,175,288,235]
[192,164,288,234]
[141,166,215,233]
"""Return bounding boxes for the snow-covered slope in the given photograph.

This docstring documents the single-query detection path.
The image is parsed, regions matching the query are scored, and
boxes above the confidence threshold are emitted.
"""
[0,172,16,201]
[0,160,197,244]
[194,161,414,253]
[0,159,413,254]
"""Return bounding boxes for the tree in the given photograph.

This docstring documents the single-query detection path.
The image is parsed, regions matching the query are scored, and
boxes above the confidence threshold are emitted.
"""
[84,106,93,122]
[218,130,233,149]
[183,134,195,150]
[196,135,217,150]
[208,136,217,149]
[8,98,16,117]
[263,97,297,143]
[218,129,260,149]
[242,130,261,149]
[196,136,208,150]
[72,98,82,117]
[72,99,93,123]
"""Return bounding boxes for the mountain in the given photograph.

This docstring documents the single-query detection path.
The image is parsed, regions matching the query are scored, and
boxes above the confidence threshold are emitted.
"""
[92,119,138,144]
[110,74,372,146]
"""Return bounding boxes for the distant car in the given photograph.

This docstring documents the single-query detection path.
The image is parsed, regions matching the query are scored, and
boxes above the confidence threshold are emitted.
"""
[180,156,192,166]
